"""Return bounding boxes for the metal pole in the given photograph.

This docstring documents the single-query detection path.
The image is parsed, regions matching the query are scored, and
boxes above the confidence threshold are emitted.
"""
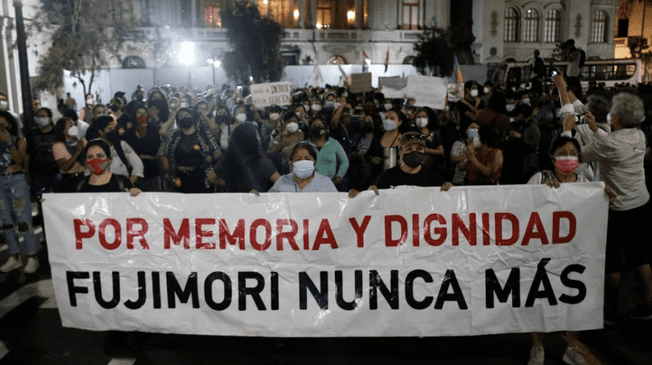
[13,0,34,133]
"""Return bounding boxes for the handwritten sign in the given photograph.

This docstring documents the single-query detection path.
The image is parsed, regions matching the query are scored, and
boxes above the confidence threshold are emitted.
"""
[250,81,295,108]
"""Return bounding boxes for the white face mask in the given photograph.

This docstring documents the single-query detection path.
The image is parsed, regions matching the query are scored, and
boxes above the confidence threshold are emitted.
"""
[35,117,51,127]
[269,113,280,120]
[333,102,341,109]
[606,112,612,126]
[483,87,490,94]
[312,104,322,112]
[292,160,315,179]
[235,113,246,122]
[383,119,398,131]
[0,100,7,111]
[384,103,393,110]
[286,122,299,133]
[303,104,311,112]
[416,117,428,128]
[66,126,79,137]
[470,89,479,98]
[86,98,95,106]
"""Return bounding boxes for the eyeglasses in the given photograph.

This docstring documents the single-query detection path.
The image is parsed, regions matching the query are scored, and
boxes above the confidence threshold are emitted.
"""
[401,133,426,142]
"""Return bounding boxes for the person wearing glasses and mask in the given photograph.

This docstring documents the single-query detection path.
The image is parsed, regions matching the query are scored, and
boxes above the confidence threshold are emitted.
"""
[372,124,453,192]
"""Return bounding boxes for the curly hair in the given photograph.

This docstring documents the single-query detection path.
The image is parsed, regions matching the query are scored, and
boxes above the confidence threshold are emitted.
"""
[610,92,645,128]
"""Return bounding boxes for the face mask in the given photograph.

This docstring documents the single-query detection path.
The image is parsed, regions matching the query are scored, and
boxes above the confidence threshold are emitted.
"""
[286,122,299,134]
[416,117,428,128]
[35,117,50,127]
[606,112,612,127]
[383,119,398,131]
[522,98,531,105]
[473,136,482,148]
[333,102,341,109]
[312,104,322,112]
[304,104,311,112]
[554,156,580,174]
[310,127,325,139]
[178,116,195,130]
[86,98,95,106]
[325,101,335,109]
[483,87,491,94]
[469,89,478,98]
[269,113,280,121]
[506,104,516,112]
[292,160,315,179]
[137,115,148,125]
[86,158,110,175]
[66,126,78,137]
[384,103,393,110]
[179,102,189,108]
[296,111,304,119]
[235,113,247,122]
[169,102,179,110]
[402,152,424,168]
[467,128,478,140]
[0,101,7,111]
[105,130,120,142]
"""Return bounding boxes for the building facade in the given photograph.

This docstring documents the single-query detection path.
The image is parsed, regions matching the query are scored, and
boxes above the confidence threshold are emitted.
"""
[0,0,619,113]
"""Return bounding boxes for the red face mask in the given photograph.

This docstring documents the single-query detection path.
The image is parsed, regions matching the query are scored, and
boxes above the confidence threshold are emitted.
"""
[137,115,148,125]
[554,156,579,174]
[86,158,110,175]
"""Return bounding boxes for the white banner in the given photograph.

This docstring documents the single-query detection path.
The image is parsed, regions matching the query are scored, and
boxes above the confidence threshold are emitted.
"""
[407,75,448,110]
[43,184,608,337]
[250,81,295,108]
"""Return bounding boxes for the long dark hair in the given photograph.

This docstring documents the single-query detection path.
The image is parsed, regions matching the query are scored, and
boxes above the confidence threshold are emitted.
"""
[222,123,272,192]
[54,117,73,142]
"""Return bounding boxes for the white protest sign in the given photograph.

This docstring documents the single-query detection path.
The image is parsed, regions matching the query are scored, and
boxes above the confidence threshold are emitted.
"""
[406,75,448,110]
[250,81,295,108]
[379,76,408,99]
[43,184,607,337]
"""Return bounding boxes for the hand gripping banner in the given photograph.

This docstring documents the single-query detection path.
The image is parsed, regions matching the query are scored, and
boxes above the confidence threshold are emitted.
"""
[43,184,608,337]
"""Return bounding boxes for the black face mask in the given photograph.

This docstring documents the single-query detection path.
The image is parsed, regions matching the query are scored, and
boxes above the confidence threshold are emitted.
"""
[105,130,120,143]
[178,117,195,130]
[402,152,424,168]
[215,115,231,125]
[310,127,325,139]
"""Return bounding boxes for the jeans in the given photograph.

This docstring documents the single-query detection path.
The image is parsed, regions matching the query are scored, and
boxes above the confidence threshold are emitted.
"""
[0,173,38,255]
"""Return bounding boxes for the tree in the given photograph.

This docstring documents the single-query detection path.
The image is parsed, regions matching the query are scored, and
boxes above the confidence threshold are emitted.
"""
[31,0,137,96]
[220,1,285,86]
[413,22,476,77]
[628,35,650,58]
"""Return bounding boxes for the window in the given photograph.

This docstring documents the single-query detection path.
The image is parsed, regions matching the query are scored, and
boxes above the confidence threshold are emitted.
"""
[258,0,297,28]
[402,0,419,30]
[205,6,221,27]
[504,7,519,42]
[591,11,607,43]
[617,19,629,38]
[544,9,561,43]
[317,4,332,29]
[523,8,539,42]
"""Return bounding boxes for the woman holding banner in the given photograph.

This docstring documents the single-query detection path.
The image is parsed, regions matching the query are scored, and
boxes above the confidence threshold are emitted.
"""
[526,135,615,365]
[268,142,336,193]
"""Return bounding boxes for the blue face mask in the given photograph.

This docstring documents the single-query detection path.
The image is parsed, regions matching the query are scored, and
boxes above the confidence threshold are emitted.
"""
[467,128,478,140]
[293,160,315,179]
[506,104,516,112]
[383,119,398,131]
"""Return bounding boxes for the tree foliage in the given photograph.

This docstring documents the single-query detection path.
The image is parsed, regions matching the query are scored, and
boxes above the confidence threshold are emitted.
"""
[413,23,475,77]
[220,1,285,85]
[628,35,650,58]
[32,0,137,95]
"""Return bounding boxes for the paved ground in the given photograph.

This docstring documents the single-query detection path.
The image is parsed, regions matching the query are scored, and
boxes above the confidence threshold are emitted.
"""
[0,214,650,365]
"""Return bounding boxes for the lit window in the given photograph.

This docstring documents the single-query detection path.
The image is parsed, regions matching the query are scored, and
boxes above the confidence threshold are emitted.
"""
[205,6,221,28]
[544,9,561,43]
[591,11,607,43]
[504,7,519,42]
[402,0,419,30]
[523,8,539,42]
[317,4,332,29]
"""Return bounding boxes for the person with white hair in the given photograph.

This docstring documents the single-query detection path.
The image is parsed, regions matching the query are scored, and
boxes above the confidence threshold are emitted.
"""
[563,91,652,325]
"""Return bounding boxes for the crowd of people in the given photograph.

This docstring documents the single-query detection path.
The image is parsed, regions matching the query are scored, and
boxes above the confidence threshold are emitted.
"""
[1,64,651,363]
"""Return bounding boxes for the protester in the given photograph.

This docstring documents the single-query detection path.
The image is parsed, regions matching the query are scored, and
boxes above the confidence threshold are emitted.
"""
[526,136,615,365]
[562,92,652,324]
[347,113,383,196]
[307,116,349,190]
[52,117,86,192]
[464,125,503,185]
[450,122,479,185]
[0,111,39,274]
[458,80,484,132]
[268,142,336,192]
[209,122,280,193]
[122,104,163,191]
